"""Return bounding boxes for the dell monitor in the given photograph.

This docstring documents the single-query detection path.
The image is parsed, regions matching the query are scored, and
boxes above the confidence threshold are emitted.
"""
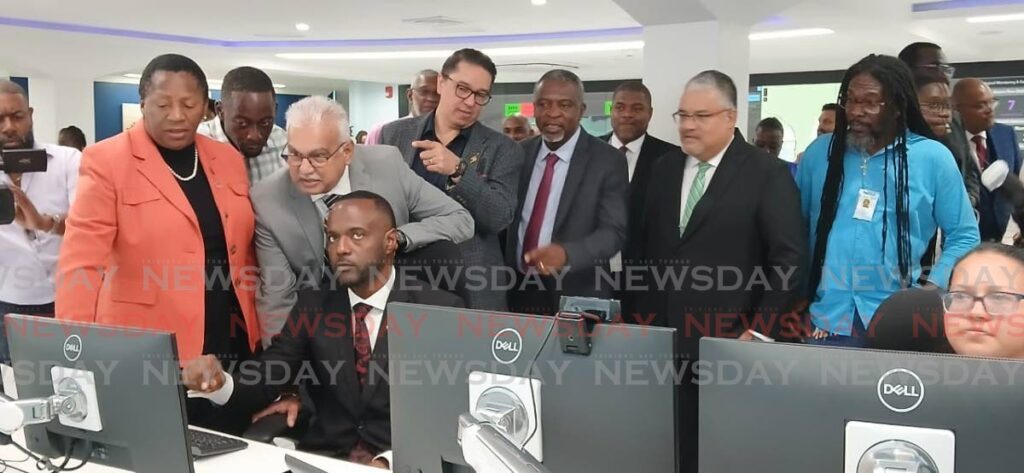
[699,338,1024,472]
[4,314,195,473]
[388,303,678,473]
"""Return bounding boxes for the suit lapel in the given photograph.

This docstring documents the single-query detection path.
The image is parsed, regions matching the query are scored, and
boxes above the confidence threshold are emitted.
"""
[553,130,593,233]
[347,148,372,191]
[128,122,199,231]
[358,287,409,407]
[680,131,746,244]
[319,288,362,414]
[287,179,324,260]
[460,122,489,170]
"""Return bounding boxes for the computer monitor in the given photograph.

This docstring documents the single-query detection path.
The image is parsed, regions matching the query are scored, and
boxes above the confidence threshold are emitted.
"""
[699,338,1024,472]
[4,314,194,473]
[388,303,678,473]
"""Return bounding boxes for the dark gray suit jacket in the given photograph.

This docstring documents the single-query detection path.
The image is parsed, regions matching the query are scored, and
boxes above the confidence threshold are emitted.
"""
[380,116,524,310]
[251,145,473,344]
[506,129,629,302]
[945,115,982,207]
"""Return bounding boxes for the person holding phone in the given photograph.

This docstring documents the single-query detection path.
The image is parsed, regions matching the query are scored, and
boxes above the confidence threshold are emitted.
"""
[0,79,80,364]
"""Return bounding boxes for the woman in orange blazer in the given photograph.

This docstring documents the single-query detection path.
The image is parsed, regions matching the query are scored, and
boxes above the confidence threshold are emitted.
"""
[56,54,261,365]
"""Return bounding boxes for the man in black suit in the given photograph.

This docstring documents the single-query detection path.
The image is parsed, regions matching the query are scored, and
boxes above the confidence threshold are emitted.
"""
[599,81,678,313]
[506,69,628,316]
[638,70,805,473]
[183,191,463,468]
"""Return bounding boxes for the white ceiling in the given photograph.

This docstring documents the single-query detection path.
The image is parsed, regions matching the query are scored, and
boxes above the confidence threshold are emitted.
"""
[2,0,1024,91]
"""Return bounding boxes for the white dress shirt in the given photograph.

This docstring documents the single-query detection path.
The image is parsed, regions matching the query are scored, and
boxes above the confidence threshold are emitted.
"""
[517,127,582,265]
[0,143,80,305]
[311,168,353,218]
[609,133,646,181]
[966,130,988,169]
[679,137,733,227]
[347,266,395,352]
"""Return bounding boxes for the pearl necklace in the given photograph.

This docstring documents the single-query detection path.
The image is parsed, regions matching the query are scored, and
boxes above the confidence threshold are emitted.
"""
[167,147,199,181]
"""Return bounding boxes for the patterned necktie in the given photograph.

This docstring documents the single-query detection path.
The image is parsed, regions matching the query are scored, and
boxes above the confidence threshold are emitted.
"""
[352,303,372,387]
[322,193,342,214]
[679,162,713,236]
[972,135,989,170]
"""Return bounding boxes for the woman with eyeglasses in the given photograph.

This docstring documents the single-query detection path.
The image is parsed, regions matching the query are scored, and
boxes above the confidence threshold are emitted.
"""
[56,54,261,372]
[943,243,1024,359]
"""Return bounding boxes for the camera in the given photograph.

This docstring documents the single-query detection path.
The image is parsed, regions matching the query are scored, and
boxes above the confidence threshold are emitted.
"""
[0,148,48,225]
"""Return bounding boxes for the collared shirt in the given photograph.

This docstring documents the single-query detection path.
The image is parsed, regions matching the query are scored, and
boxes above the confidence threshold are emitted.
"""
[412,111,473,190]
[678,137,732,220]
[196,118,287,185]
[0,143,80,304]
[310,168,353,218]
[798,132,980,335]
[609,133,646,181]
[347,266,395,353]
[966,129,988,169]
[517,127,582,263]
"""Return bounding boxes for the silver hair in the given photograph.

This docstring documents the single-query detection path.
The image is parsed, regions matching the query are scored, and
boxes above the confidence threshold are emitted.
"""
[534,69,586,103]
[285,95,351,140]
[685,70,738,109]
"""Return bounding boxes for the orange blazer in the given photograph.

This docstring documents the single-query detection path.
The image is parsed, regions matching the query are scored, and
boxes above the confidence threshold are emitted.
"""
[56,121,261,362]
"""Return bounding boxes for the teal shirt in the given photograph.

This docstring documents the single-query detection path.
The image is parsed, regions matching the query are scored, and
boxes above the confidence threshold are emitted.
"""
[797,132,980,334]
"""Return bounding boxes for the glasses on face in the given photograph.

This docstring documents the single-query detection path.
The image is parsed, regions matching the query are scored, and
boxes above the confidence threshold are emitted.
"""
[444,74,492,106]
[921,101,953,113]
[961,99,1001,113]
[918,63,956,79]
[942,291,1024,316]
[282,141,347,168]
[672,109,732,126]
[839,97,887,115]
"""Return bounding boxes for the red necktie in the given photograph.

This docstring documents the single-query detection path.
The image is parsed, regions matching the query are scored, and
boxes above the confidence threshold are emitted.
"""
[619,145,629,154]
[521,153,560,267]
[972,135,989,170]
[352,303,372,387]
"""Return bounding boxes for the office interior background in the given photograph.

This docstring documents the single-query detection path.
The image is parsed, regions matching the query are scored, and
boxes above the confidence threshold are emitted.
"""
[6,0,1024,160]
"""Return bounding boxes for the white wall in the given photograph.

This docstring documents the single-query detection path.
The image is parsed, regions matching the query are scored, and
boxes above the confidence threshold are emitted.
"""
[346,80,398,137]
[759,83,841,162]
[24,76,95,146]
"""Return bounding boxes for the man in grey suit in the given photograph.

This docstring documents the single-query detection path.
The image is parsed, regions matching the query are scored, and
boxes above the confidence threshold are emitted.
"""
[506,69,628,316]
[252,96,473,344]
[380,49,523,310]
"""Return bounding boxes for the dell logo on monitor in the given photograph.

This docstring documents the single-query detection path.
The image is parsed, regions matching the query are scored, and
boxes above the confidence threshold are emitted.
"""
[877,368,925,413]
[491,328,523,365]
[63,334,82,362]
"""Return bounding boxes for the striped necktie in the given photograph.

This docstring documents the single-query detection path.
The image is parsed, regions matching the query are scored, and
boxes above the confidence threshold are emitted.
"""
[679,162,713,236]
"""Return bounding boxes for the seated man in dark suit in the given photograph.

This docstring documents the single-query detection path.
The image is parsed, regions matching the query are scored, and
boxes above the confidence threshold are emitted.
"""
[954,77,1022,240]
[183,191,464,468]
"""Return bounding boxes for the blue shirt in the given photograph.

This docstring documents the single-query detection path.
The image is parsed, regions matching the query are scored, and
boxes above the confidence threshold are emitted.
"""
[517,127,582,265]
[797,132,980,334]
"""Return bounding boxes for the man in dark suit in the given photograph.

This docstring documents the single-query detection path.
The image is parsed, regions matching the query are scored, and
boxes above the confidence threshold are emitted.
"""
[505,69,628,316]
[954,77,1022,240]
[638,70,805,473]
[598,80,678,316]
[183,191,464,469]
[379,48,523,310]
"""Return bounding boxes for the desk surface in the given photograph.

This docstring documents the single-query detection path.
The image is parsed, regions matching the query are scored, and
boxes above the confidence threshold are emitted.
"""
[0,428,379,473]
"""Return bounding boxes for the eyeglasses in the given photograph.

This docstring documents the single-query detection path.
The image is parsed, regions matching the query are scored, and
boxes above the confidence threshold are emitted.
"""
[920,102,953,113]
[672,109,732,126]
[942,291,1024,316]
[959,99,1001,112]
[839,98,888,115]
[282,141,347,168]
[444,74,492,106]
[917,63,956,79]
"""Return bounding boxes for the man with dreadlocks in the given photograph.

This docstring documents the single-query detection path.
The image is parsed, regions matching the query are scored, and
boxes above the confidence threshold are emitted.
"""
[797,54,980,348]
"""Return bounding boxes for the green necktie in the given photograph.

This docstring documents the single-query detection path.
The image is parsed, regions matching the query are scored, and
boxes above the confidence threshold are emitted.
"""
[679,162,713,236]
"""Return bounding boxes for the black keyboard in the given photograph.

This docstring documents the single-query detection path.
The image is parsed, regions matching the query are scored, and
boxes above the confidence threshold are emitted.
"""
[188,428,249,459]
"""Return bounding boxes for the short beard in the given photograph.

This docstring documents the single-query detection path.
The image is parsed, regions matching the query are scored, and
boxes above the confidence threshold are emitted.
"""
[847,130,876,153]
[2,130,34,150]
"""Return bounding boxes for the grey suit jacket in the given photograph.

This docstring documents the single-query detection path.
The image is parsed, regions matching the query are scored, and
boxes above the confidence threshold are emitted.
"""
[380,116,524,309]
[506,129,629,300]
[251,144,474,344]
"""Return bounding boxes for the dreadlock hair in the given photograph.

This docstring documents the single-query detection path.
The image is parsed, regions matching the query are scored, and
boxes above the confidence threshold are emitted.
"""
[808,54,936,299]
